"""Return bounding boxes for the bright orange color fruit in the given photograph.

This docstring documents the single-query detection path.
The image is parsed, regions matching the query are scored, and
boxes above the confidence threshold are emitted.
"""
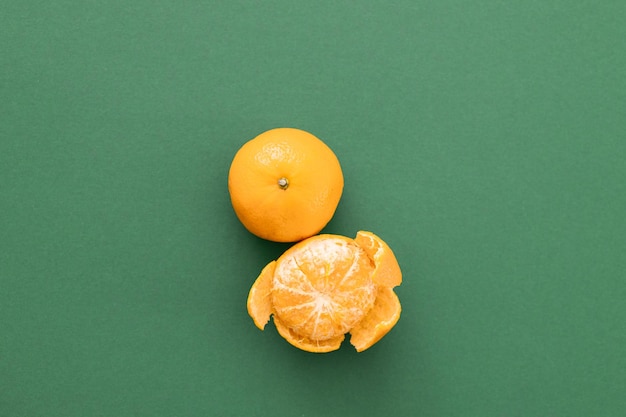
[228,128,344,242]
[247,231,402,353]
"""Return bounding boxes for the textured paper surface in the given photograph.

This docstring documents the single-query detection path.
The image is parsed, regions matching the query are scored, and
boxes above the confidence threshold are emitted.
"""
[1,1,625,416]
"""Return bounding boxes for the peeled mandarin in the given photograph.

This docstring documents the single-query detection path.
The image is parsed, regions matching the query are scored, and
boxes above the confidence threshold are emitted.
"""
[247,231,402,353]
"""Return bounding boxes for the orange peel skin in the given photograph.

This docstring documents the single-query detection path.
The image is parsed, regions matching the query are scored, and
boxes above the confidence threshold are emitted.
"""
[349,287,401,352]
[228,128,344,243]
[247,231,402,353]
[247,261,275,330]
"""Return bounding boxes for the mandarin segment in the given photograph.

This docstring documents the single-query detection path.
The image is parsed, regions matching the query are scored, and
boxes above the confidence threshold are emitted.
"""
[349,286,402,352]
[274,316,345,353]
[247,261,276,330]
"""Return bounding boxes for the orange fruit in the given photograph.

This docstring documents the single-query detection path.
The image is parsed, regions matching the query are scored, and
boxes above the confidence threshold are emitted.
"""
[247,231,402,353]
[228,128,344,242]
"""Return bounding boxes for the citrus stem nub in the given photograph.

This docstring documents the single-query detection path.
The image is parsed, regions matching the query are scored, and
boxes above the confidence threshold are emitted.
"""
[278,177,289,190]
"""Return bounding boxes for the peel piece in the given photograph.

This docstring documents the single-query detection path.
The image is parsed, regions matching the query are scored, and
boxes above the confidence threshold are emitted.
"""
[355,231,402,288]
[274,316,345,353]
[349,286,401,352]
[247,261,276,330]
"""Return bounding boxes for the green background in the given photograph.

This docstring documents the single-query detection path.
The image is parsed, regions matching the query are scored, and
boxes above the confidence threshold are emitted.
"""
[2,1,625,416]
